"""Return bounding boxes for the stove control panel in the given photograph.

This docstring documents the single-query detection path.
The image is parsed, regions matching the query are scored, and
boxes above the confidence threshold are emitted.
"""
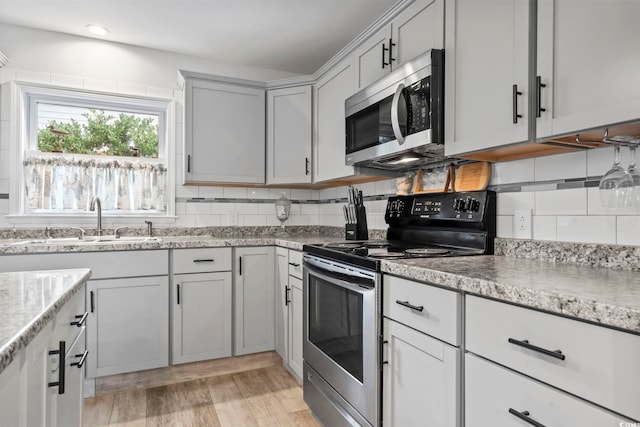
[386,191,496,224]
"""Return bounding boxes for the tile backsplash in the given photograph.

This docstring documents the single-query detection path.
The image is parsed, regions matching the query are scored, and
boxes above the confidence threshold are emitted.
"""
[491,146,640,246]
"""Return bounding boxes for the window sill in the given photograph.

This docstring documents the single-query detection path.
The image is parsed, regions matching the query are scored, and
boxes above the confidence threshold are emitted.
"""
[5,213,178,226]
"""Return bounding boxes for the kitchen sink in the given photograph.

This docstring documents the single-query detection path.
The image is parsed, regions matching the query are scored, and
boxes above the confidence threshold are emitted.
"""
[5,236,162,246]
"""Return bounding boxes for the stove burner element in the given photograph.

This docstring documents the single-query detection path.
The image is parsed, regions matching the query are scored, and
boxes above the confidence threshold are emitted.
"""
[405,248,449,256]
[367,250,406,258]
[363,241,392,248]
[324,242,362,249]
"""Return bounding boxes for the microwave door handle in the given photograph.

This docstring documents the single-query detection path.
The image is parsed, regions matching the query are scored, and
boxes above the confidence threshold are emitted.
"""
[391,83,406,144]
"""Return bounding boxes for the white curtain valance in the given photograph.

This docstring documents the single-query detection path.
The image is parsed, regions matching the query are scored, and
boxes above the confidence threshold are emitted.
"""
[24,154,167,213]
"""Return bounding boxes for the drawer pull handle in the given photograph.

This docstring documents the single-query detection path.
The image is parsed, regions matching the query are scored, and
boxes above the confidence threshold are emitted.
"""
[48,340,66,395]
[193,259,214,263]
[288,262,300,267]
[508,338,566,361]
[70,312,88,327]
[508,408,547,427]
[395,300,424,312]
[71,350,89,369]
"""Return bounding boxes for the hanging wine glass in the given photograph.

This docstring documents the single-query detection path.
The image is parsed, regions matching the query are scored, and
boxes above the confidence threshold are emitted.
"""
[627,143,640,212]
[599,144,634,208]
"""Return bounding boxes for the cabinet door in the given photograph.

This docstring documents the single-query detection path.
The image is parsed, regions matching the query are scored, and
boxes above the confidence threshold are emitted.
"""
[536,0,640,139]
[266,86,312,184]
[354,25,393,89]
[172,272,232,364]
[0,355,23,427]
[274,247,289,361]
[86,276,169,377]
[444,0,531,156]
[287,276,304,380]
[234,247,275,355]
[314,58,356,183]
[466,353,632,427]
[184,78,265,184]
[391,0,445,67]
[382,318,460,427]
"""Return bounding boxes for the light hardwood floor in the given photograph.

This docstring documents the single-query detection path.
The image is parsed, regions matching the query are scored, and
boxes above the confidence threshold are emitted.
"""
[83,351,321,427]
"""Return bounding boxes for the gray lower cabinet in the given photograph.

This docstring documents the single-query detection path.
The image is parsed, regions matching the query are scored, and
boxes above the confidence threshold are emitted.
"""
[171,248,233,364]
[234,246,275,355]
[274,247,303,380]
[382,275,461,427]
[86,275,169,378]
[172,272,232,364]
[466,295,640,422]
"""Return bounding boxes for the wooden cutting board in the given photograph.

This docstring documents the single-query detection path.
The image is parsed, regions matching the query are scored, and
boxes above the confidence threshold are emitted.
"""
[454,162,491,191]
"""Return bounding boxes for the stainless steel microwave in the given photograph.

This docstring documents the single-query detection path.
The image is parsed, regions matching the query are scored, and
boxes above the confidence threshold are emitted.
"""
[345,49,444,171]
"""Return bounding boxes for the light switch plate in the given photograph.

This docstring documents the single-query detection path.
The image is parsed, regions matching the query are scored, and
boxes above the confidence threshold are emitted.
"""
[513,209,532,239]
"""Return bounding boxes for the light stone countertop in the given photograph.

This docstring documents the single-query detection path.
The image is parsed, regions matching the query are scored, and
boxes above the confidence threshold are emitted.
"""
[0,268,92,376]
[0,234,346,254]
[382,256,640,333]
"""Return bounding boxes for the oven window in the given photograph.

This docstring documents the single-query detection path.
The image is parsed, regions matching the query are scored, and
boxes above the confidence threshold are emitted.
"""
[308,276,363,382]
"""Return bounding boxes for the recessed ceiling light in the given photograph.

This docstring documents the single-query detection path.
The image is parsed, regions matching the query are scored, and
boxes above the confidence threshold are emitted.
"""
[85,25,109,36]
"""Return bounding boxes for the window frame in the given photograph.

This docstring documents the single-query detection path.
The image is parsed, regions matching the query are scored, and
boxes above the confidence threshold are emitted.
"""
[9,81,176,224]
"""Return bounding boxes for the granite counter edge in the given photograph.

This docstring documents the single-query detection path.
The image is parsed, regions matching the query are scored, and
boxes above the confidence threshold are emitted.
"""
[0,269,92,376]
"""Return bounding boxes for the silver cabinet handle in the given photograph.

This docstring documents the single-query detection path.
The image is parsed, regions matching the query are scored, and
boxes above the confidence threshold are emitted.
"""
[70,312,88,327]
[71,350,89,369]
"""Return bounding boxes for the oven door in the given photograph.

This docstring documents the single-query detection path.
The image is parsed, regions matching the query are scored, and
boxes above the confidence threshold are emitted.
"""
[303,255,379,426]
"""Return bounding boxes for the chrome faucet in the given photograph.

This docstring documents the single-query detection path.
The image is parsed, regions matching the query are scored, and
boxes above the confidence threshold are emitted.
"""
[89,197,103,236]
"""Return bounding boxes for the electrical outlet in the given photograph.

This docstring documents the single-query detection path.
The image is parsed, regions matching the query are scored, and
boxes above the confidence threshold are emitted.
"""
[513,209,532,239]
[229,210,239,226]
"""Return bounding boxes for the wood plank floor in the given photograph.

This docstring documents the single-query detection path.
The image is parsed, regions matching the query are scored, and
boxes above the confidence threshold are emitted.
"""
[83,352,321,427]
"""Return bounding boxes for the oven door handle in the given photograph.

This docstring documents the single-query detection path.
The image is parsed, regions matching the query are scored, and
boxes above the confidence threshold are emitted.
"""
[304,261,375,294]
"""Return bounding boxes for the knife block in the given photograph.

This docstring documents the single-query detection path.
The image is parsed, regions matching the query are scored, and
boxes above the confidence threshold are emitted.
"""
[346,206,368,240]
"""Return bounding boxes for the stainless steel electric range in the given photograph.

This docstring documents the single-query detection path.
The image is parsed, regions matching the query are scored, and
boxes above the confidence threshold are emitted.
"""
[302,190,496,427]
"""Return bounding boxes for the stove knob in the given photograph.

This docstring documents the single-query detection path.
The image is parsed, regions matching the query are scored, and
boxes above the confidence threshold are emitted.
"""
[454,198,467,212]
[469,199,481,212]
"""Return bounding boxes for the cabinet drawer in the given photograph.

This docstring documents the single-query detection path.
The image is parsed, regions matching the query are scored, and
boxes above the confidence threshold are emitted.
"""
[383,275,460,346]
[466,353,632,427]
[0,250,168,278]
[172,248,232,274]
[288,250,303,279]
[466,296,640,420]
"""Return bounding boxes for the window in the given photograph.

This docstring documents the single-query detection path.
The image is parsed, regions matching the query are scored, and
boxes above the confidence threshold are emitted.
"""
[14,83,174,219]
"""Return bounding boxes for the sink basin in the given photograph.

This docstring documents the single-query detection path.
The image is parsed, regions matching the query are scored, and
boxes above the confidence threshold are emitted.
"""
[5,236,162,246]
[79,236,162,244]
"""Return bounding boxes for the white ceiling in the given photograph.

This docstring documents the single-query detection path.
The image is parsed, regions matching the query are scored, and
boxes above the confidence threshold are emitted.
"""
[0,0,400,75]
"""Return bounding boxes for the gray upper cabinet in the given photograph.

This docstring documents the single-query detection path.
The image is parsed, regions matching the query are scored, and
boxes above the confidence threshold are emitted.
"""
[444,0,531,157]
[354,0,445,90]
[313,57,357,183]
[183,75,266,184]
[535,0,640,140]
[266,85,312,184]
